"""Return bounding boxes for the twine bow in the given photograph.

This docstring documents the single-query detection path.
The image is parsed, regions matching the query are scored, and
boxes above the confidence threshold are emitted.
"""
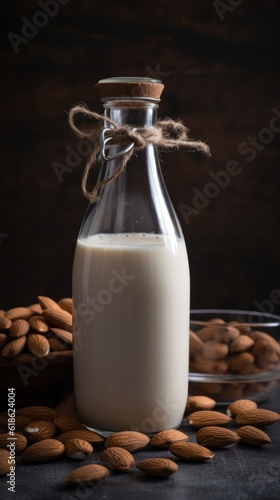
[68,105,210,203]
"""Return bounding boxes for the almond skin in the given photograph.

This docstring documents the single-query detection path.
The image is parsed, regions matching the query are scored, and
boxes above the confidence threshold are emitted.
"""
[202,340,229,360]
[17,406,57,420]
[56,429,104,445]
[0,316,12,331]
[27,333,50,357]
[54,415,85,433]
[28,303,43,315]
[137,458,178,478]
[227,399,258,418]
[28,315,49,333]
[235,409,280,427]
[65,464,109,485]
[212,326,240,342]
[150,429,188,448]
[169,442,214,461]
[196,426,240,448]
[50,328,73,344]
[189,330,203,359]
[185,396,216,413]
[5,307,33,321]
[236,425,271,445]
[0,432,28,453]
[38,296,62,311]
[58,298,73,314]
[1,336,26,359]
[23,420,56,443]
[9,319,30,338]
[100,446,135,471]
[64,438,93,460]
[231,335,255,353]
[0,333,9,349]
[0,449,10,475]
[187,410,232,428]
[42,309,72,332]
[20,439,65,462]
[105,431,150,452]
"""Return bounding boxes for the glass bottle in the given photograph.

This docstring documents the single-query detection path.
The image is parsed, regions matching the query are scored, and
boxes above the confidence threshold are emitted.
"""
[72,77,190,436]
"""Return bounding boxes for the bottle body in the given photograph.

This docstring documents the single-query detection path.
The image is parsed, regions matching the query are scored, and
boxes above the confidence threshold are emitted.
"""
[72,98,190,435]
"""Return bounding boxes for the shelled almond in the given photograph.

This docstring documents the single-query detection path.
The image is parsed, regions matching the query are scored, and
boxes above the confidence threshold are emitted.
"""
[189,317,280,400]
[0,398,279,486]
[0,296,73,360]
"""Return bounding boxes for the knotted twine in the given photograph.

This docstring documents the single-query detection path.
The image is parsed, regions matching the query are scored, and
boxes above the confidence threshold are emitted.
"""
[68,105,210,203]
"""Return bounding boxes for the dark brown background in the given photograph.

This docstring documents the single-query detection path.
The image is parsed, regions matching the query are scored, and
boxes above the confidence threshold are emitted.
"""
[1,0,280,314]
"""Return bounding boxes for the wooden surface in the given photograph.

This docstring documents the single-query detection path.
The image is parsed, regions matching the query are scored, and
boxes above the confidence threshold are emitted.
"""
[1,0,280,313]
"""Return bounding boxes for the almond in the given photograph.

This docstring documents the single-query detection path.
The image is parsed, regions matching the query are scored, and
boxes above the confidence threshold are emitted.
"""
[42,309,72,332]
[137,458,178,478]
[231,335,255,353]
[27,333,50,357]
[250,330,280,356]
[100,446,135,471]
[227,399,257,418]
[1,336,26,359]
[0,316,12,331]
[49,337,69,351]
[150,429,188,448]
[65,464,109,485]
[169,442,214,461]
[193,356,228,374]
[50,327,73,344]
[58,298,73,314]
[20,439,65,462]
[15,416,35,432]
[5,307,33,321]
[209,318,225,324]
[0,333,9,348]
[54,415,85,433]
[228,352,255,374]
[17,406,57,420]
[0,432,28,453]
[212,326,240,342]
[250,340,280,370]
[105,431,150,452]
[38,296,62,311]
[28,315,49,333]
[196,426,240,448]
[56,429,104,445]
[24,420,56,443]
[189,330,203,359]
[187,410,232,428]
[28,303,43,315]
[185,396,216,413]
[195,326,216,342]
[0,449,10,475]
[235,409,280,427]
[202,340,228,360]
[236,425,271,445]
[9,319,30,338]
[65,438,93,460]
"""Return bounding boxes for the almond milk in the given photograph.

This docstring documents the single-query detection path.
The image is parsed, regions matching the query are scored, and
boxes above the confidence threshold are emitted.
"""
[72,233,189,434]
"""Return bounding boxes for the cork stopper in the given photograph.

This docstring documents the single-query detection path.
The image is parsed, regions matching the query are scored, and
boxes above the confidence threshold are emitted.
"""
[96,77,164,101]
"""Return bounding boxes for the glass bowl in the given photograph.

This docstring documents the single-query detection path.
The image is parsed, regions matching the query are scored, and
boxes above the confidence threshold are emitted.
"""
[189,309,280,404]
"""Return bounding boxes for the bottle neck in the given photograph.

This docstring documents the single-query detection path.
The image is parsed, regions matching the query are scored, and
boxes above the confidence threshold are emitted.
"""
[103,100,158,128]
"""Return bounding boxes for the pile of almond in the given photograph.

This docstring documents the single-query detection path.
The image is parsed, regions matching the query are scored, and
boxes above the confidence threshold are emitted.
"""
[189,318,280,400]
[0,297,73,360]
[0,396,279,484]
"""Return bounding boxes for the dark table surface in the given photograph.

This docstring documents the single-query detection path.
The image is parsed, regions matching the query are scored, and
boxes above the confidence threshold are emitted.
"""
[0,394,280,500]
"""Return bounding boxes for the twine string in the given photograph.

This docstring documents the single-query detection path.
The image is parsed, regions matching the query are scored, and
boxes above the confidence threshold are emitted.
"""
[68,105,210,203]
